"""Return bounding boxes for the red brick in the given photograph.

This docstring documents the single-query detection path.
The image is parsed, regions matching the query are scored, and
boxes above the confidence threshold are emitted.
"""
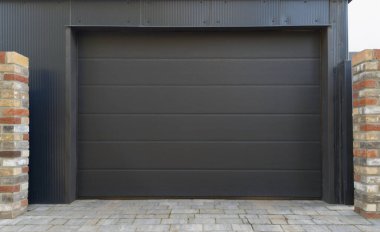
[0,151,21,158]
[353,149,379,158]
[22,134,29,141]
[4,74,28,83]
[0,52,5,64]
[22,166,28,173]
[358,98,378,106]
[0,185,20,193]
[355,207,380,219]
[0,117,21,124]
[353,100,359,107]
[361,124,380,131]
[20,199,28,207]
[2,109,29,117]
[354,174,361,182]
[367,150,379,158]
[353,80,377,91]
[354,149,365,157]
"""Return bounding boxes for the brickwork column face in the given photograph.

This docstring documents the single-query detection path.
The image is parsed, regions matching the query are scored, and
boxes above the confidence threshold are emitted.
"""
[352,49,380,219]
[0,52,29,218]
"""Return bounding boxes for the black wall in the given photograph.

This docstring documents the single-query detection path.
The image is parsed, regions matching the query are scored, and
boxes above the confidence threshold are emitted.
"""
[0,1,69,203]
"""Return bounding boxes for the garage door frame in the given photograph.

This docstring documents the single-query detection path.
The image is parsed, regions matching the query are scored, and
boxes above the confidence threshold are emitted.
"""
[64,26,337,204]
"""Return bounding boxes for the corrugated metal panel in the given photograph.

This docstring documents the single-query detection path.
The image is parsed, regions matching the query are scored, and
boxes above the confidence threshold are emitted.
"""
[70,0,140,26]
[0,0,70,203]
[278,0,329,26]
[71,0,329,27]
[209,0,278,26]
[141,0,209,26]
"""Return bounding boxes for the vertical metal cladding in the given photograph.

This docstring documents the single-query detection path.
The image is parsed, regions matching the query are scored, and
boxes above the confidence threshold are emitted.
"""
[70,0,330,27]
[0,1,69,203]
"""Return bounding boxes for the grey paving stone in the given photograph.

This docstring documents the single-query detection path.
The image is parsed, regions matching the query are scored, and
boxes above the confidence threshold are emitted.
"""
[161,218,188,224]
[171,209,198,214]
[253,224,284,232]
[284,215,313,220]
[247,218,272,225]
[200,209,224,214]
[133,218,161,225]
[98,225,137,232]
[169,213,195,219]
[231,224,254,231]
[170,224,203,232]
[0,225,26,232]
[78,225,101,232]
[203,224,233,231]
[135,224,170,232]
[356,225,380,232]
[135,214,169,219]
[338,211,359,216]
[50,218,68,225]
[258,215,285,220]
[312,216,345,225]
[97,219,119,225]
[245,209,269,214]
[302,225,330,232]
[17,218,53,225]
[0,218,23,226]
[48,225,81,232]
[146,209,171,214]
[316,210,340,216]
[270,219,288,225]
[281,225,305,232]
[19,225,53,231]
[368,219,380,225]
[216,218,243,224]
[195,214,239,219]
[287,219,315,225]
[328,225,361,232]
[292,210,319,216]
[267,209,293,215]
[65,219,90,226]
[188,218,215,224]
[1,200,379,232]
[326,205,354,211]
[338,216,372,225]
[117,218,134,224]
[224,209,245,214]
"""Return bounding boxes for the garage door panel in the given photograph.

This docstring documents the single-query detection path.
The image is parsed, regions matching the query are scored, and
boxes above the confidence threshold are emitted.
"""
[79,86,320,114]
[78,142,321,170]
[79,59,320,86]
[78,170,322,197]
[79,31,320,59]
[78,115,320,141]
[78,30,322,198]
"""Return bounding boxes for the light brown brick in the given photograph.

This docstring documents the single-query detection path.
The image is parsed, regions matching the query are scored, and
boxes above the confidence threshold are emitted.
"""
[352,49,380,66]
[5,52,29,68]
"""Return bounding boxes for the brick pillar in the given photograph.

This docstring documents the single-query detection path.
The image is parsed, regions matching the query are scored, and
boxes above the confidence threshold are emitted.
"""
[352,49,380,219]
[0,52,29,218]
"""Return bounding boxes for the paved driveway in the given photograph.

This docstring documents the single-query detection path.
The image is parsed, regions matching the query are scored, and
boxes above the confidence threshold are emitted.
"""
[0,200,379,232]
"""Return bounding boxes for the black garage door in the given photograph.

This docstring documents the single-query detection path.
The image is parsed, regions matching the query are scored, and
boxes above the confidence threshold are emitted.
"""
[77,30,321,198]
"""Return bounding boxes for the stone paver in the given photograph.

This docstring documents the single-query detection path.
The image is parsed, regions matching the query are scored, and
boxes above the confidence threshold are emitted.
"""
[0,200,379,231]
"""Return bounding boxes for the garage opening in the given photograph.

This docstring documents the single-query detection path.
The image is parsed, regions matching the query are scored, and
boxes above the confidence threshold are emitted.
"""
[77,30,321,198]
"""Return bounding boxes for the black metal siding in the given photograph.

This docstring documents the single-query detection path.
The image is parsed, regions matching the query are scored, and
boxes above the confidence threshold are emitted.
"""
[0,1,70,203]
[71,0,329,27]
